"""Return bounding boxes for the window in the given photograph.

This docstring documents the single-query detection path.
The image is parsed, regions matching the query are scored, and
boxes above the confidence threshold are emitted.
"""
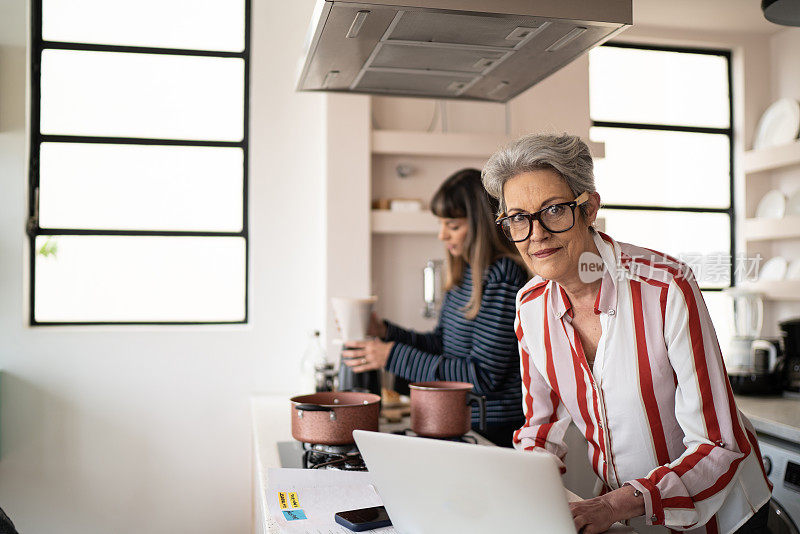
[28,0,250,325]
[588,43,734,338]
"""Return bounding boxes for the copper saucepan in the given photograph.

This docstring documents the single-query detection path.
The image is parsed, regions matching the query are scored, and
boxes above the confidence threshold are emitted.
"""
[290,391,381,445]
[409,381,487,438]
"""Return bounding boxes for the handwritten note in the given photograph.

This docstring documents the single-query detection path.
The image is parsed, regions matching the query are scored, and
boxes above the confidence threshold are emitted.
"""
[266,468,397,534]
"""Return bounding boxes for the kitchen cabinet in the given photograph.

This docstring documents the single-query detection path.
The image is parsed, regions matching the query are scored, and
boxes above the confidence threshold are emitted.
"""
[742,215,800,241]
[740,141,800,304]
[371,210,438,235]
[743,139,800,174]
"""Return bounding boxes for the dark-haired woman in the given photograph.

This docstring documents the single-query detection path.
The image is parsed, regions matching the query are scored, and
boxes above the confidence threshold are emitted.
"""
[343,168,529,447]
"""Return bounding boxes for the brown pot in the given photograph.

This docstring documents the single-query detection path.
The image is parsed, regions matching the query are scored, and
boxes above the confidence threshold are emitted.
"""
[409,381,487,438]
[290,391,381,445]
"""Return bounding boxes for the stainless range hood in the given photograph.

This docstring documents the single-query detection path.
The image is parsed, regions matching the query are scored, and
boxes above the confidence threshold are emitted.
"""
[296,0,632,103]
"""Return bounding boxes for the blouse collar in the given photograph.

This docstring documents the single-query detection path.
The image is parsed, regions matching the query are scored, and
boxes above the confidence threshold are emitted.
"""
[550,229,620,320]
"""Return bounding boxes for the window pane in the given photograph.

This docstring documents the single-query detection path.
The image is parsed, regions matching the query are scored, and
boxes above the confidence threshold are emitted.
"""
[591,127,730,208]
[589,46,729,128]
[599,209,731,288]
[40,49,244,141]
[42,0,245,52]
[34,236,246,322]
[39,143,243,231]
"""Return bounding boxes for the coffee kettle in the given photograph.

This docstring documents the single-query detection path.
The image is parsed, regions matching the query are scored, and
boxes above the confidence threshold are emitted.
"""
[723,289,783,395]
[727,289,764,338]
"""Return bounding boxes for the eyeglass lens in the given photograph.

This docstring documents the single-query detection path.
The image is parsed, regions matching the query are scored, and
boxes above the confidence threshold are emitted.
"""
[502,203,575,241]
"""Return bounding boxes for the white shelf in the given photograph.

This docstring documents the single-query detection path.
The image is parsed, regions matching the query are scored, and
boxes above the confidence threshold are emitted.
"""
[371,130,605,159]
[371,210,438,235]
[744,140,800,174]
[742,216,800,241]
[737,280,800,301]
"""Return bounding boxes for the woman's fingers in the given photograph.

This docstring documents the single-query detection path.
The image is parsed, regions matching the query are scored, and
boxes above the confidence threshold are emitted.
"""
[349,358,379,373]
[343,356,380,373]
[568,499,615,534]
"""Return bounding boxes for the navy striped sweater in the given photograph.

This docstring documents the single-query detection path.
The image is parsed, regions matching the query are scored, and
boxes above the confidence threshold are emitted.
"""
[384,256,529,426]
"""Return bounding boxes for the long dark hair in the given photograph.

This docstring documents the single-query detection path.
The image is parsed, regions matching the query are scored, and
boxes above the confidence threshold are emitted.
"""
[430,169,525,319]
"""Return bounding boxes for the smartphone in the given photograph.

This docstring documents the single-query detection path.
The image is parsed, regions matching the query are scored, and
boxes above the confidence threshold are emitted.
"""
[334,505,392,531]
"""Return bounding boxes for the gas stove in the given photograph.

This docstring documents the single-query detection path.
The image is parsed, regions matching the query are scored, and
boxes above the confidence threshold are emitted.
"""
[277,441,368,471]
[277,427,485,471]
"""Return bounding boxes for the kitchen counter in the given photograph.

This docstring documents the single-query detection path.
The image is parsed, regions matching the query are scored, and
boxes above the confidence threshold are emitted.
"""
[250,395,493,534]
[251,395,636,534]
[735,393,800,444]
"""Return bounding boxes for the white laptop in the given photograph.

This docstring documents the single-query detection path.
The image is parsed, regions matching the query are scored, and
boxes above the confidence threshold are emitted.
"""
[353,430,577,534]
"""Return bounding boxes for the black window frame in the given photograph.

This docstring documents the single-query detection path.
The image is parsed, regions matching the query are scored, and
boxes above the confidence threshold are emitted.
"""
[590,42,735,292]
[27,0,251,326]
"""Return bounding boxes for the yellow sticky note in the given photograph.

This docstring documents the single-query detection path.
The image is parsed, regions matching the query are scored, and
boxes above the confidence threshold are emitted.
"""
[278,492,289,510]
[288,492,300,508]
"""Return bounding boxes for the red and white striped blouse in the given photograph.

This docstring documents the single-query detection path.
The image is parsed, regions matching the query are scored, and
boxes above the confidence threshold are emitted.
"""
[513,230,772,534]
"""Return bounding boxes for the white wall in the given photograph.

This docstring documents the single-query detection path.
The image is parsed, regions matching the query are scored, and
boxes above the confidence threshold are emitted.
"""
[0,1,326,532]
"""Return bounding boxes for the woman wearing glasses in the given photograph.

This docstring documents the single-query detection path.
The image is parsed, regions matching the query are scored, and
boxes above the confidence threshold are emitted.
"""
[342,168,529,447]
[483,133,771,534]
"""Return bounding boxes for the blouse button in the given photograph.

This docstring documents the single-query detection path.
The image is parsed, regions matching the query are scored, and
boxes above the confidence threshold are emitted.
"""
[716,440,725,447]
[608,309,616,316]
[651,515,658,523]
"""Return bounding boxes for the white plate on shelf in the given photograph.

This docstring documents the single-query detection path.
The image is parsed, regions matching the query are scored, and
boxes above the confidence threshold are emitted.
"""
[786,190,800,216]
[755,189,786,219]
[787,259,800,281]
[753,98,800,150]
[759,257,788,281]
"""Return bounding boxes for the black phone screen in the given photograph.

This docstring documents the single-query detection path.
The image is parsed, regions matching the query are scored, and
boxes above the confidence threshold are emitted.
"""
[334,506,392,531]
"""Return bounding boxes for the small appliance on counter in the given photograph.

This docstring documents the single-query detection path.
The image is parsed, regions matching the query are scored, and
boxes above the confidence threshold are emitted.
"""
[422,259,443,319]
[780,317,800,393]
[331,296,382,395]
[723,289,785,395]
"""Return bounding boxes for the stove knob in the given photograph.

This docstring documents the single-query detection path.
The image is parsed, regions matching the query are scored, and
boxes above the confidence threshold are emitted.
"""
[762,455,772,476]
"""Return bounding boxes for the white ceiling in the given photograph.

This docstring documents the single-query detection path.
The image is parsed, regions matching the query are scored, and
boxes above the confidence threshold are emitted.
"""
[633,0,785,34]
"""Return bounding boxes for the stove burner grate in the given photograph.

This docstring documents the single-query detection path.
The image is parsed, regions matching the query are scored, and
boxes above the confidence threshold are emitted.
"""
[300,442,367,471]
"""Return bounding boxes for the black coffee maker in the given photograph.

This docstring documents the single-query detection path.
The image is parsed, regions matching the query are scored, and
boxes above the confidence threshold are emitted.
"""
[780,318,800,392]
[338,362,381,395]
[331,296,382,396]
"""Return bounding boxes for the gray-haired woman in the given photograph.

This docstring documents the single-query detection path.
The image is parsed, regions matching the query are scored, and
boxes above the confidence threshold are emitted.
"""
[483,133,771,534]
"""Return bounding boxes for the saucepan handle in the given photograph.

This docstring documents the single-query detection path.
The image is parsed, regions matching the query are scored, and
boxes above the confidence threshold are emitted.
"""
[466,392,487,433]
[294,403,333,412]
[294,403,337,421]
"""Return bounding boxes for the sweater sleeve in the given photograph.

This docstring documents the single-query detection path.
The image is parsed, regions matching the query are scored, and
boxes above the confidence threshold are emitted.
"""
[385,263,524,397]
[626,270,756,530]
[382,307,445,355]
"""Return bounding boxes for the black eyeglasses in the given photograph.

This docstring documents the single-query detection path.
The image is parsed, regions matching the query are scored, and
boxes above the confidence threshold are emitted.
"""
[496,192,589,242]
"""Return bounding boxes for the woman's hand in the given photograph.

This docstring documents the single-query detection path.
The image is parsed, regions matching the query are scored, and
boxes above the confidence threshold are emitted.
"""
[569,485,643,534]
[367,312,386,339]
[342,339,394,372]
[569,496,616,534]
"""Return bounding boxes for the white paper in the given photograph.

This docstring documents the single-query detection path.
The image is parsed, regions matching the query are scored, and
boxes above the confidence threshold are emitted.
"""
[266,468,397,534]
